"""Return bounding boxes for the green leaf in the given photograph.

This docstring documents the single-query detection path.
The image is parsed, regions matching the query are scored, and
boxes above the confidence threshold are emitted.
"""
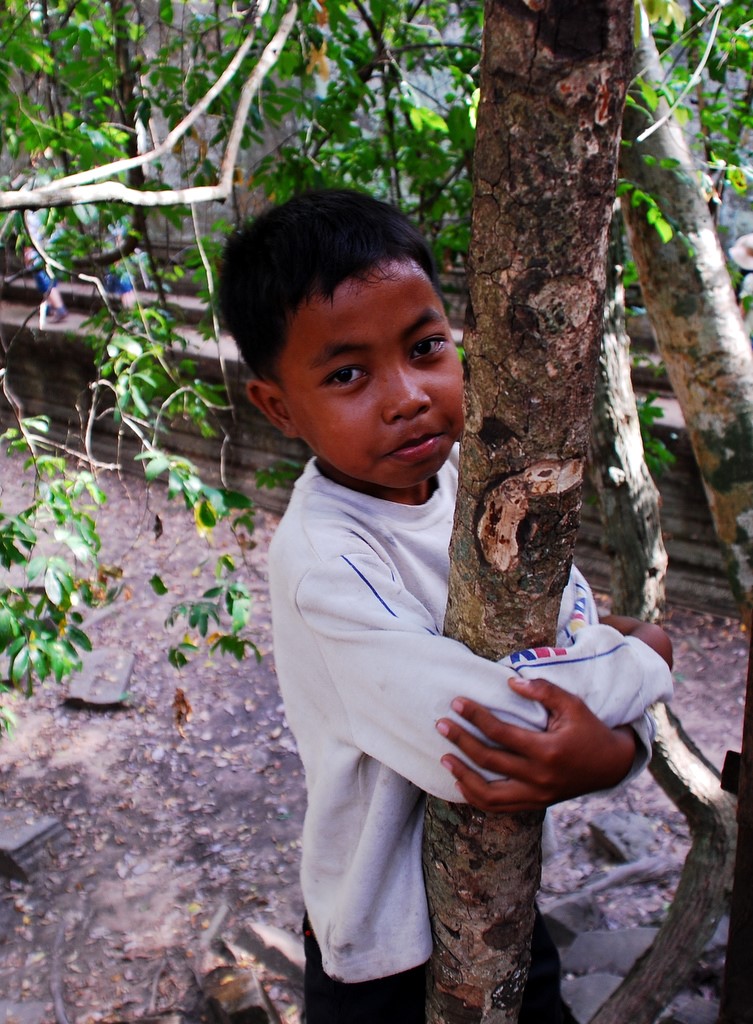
[728,167,748,195]
[230,594,251,633]
[10,645,30,685]
[140,453,171,482]
[639,81,660,112]
[149,575,169,596]
[44,565,64,606]
[67,626,92,652]
[195,499,217,531]
[0,606,20,647]
[408,106,448,135]
[169,648,189,670]
[27,556,47,582]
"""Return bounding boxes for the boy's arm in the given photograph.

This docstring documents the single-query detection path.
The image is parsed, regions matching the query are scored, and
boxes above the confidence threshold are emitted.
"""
[599,614,674,669]
[288,551,673,802]
[437,681,639,812]
[438,617,673,813]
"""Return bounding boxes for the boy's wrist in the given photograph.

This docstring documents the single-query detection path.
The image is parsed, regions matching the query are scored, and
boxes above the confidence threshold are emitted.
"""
[606,724,639,787]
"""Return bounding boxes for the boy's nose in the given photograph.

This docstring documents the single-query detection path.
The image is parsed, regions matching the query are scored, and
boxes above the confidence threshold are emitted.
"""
[382,372,430,422]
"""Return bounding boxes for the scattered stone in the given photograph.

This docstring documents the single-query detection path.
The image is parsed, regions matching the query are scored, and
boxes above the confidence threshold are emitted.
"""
[104,1016,183,1024]
[705,914,729,953]
[0,1001,48,1024]
[236,921,305,981]
[201,902,232,948]
[542,894,605,949]
[65,647,134,708]
[561,926,658,977]
[580,853,678,894]
[0,809,65,882]
[589,809,656,862]
[203,965,280,1023]
[660,993,720,1024]
[561,972,623,1024]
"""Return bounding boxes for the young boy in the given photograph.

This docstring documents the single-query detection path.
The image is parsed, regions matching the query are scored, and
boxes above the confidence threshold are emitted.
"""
[219,189,673,1024]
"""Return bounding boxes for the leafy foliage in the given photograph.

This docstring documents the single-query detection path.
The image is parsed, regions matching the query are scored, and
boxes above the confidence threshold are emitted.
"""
[0,426,112,737]
[630,0,753,210]
[0,0,749,732]
[251,0,482,267]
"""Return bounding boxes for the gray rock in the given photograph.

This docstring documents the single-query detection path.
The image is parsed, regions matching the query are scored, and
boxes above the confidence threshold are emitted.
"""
[589,809,656,862]
[561,972,623,1024]
[705,915,729,952]
[542,894,606,949]
[0,1000,48,1024]
[561,927,658,976]
[661,993,720,1024]
[66,647,134,707]
[0,809,65,882]
[241,921,305,975]
[203,965,277,1023]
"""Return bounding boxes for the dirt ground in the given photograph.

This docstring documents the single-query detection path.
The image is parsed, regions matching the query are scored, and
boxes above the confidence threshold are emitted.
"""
[0,458,748,1023]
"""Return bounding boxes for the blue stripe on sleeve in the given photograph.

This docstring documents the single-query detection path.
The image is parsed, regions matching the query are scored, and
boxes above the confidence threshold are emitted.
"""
[513,641,629,674]
[341,556,398,618]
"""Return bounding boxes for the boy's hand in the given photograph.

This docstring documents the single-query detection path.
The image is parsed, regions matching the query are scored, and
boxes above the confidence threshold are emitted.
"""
[599,614,673,668]
[436,677,638,814]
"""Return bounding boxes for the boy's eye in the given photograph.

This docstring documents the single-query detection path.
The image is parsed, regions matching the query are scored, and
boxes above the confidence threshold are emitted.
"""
[327,366,365,385]
[412,337,446,358]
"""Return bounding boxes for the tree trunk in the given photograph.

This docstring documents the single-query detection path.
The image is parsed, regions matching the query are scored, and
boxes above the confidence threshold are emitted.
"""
[589,206,668,621]
[620,30,753,626]
[590,705,737,1024]
[589,207,736,1024]
[423,2,633,1020]
[718,627,753,1024]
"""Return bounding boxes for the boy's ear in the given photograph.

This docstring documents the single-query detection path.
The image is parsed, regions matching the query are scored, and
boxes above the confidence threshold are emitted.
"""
[245,379,300,438]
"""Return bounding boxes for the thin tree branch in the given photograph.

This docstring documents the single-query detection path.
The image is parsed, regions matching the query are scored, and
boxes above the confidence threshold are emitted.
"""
[37,0,269,194]
[634,6,722,143]
[0,3,298,212]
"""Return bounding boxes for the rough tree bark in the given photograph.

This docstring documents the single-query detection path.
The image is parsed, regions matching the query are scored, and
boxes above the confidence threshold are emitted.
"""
[620,30,753,626]
[422,2,633,1020]
[589,206,668,621]
[718,628,753,1024]
[590,704,737,1024]
[588,208,736,1024]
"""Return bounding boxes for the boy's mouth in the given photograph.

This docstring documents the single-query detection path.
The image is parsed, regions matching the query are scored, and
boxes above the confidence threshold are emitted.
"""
[388,433,443,460]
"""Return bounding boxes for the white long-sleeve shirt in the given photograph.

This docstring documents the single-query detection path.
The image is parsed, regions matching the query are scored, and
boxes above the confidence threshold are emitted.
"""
[267,449,673,983]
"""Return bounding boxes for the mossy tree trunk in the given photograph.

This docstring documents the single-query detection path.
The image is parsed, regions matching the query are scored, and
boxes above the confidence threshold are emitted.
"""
[620,30,753,627]
[589,205,668,621]
[589,207,736,1024]
[422,2,634,1020]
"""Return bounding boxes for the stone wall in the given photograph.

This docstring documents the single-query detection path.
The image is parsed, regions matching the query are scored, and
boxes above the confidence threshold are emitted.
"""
[0,307,736,615]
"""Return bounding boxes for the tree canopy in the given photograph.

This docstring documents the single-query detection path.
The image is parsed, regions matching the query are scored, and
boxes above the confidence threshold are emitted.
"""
[1,0,752,735]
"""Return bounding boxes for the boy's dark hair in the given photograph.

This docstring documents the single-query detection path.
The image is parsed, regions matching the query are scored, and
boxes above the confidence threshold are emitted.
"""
[219,189,441,380]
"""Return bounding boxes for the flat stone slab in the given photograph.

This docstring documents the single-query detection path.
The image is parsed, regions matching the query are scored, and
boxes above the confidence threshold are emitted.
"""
[663,993,720,1024]
[66,647,134,707]
[542,894,605,948]
[561,926,658,977]
[561,972,623,1024]
[203,965,275,1023]
[0,809,65,882]
[0,1000,48,1024]
[237,921,305,983]
[589,809,656,862]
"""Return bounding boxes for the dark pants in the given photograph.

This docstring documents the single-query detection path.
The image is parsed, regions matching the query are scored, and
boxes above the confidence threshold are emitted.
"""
[303,906,563,1024]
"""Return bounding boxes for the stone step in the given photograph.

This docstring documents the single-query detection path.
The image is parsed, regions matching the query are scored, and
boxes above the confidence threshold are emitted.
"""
[0,809,66,883]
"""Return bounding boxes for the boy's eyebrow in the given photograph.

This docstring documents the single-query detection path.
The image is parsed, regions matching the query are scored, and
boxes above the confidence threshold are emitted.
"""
[308,308,446,370]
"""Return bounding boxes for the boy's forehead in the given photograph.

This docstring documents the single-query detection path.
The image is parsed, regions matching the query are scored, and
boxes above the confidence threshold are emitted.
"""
[305,259,441,317]
[289,263,445,350]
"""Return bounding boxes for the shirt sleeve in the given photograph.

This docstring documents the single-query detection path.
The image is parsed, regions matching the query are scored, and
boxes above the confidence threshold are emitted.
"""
[294,550,673,799]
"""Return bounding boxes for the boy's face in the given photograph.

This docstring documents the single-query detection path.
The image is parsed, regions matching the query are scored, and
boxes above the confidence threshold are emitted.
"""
[247,260,464,505]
